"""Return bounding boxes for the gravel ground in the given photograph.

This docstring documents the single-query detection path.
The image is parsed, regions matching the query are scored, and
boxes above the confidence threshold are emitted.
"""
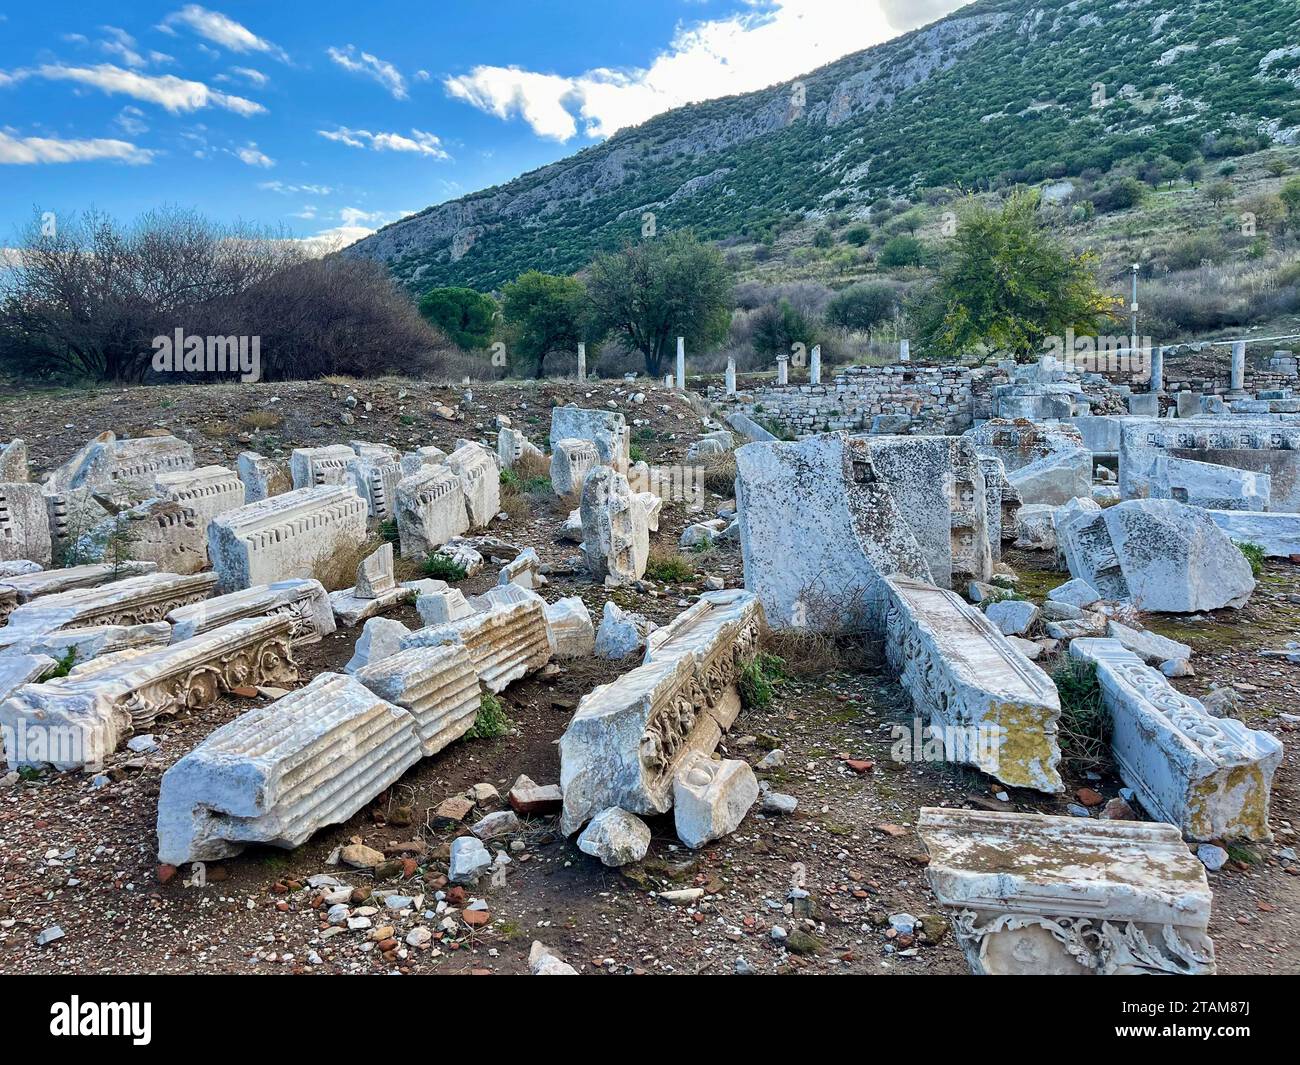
[0,377,1295,974]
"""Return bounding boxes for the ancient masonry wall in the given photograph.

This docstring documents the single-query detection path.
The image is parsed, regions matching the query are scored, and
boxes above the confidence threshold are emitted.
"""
[709,365,1005,437]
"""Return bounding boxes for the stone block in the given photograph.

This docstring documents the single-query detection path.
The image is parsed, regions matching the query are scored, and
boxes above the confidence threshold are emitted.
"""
[3,615,297,770]
[395,465,469,559]
[156,673,422,865]
[354,642,482,756]
[919,807,1214,975]
[884,576,1062,793]
[1071,638,1281,842]
[207,485,369,592]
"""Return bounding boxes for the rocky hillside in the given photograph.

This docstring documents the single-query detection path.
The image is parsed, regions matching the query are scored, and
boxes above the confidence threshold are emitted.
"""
[344,0,1298,292]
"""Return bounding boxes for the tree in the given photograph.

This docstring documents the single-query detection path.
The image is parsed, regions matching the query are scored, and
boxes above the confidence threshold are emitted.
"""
[418,287,497,350]
[1205,180,1235,209]
[1280,177,1300,227]
[826,283,897,332]
[499,271,588,378]
[878,235,925,268]
[908,191,1122,363]
[586,231,731,377]
[751,300,817,356]
[842,223,872,246]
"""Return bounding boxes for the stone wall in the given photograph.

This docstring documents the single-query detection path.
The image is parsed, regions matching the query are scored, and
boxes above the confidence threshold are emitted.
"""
[710,364,1000,437]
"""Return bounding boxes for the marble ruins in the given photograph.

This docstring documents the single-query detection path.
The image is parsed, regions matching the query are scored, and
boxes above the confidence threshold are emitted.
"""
[559,590,762,835]
[2,345,1294,979]
[1071,639,1281,841]
[885,576,1063,793]
[207,485,369,592]
[919,807,1214,975]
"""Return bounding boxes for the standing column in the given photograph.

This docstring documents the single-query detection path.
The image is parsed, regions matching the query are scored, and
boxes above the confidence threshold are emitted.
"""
[1149,345,1165,393]
[1230,340,1246,394]
[899,339,910,363]
[810,344,822,386]
[675,336,686,391]
[776,354,789,386]
[577,342,586,383]
[725,356,736,396]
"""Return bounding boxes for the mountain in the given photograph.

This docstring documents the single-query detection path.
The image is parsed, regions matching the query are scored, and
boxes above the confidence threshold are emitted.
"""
[344,0,1300,292]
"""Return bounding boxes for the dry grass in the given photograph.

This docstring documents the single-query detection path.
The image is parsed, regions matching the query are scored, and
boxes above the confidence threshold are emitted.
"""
[312,535,386,592]
[499,492,532,523]
[645,546,697,583]
[764,627,841,676]
[514,450,550,480]
[240,410,283,431]
[703,452,737,496]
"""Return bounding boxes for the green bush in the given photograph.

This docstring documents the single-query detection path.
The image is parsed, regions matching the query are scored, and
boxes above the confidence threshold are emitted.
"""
[826,282,897,331]
[1236,541,1266,578]
[738,652,788,710]
[1051,660,1111,773]
[878,235,925,268]
[466,693,510,739]
[423,553,468,582]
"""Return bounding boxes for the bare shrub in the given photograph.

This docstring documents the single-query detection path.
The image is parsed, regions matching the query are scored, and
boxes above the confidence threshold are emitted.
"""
[311,536,385,593]
[0,207,450,385]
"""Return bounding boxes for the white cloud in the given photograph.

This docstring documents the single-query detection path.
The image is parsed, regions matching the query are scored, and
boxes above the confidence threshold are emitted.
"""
[99,26,146,68]
[160,5,288,62]
[260,180,335,196]
[223,66,268,87]
[2,63,266,116]
[302,207,409,253]
[0,129,155,165]
[235,143,274,167]
[327,45,407,100]
[444,0,965,140]
[318,126,449,159]
[114,105,150,135]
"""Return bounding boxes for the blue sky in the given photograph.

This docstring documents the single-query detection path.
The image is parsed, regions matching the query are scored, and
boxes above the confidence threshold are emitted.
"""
[0,1,962,248]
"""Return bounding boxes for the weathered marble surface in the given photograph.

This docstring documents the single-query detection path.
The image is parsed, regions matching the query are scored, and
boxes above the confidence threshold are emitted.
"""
[3,571,215,635]
[156,672,420,865]
[401,598,551,694]
[445,443,500,529]
[580,465,649,586]
[165,578,334,645]
[207,485,368,592]
[884,576,1062,793]
[549,406,629,474]
[1120,418,1300,512]
[735,432,932,633]
[2,615,296,770]
[1206,510,1300,558]
[354,642,482,757]
[0,482,53,566]
[1056,498,1255,612]
[395,464,469,558]
[550,438,599,498]
[289,444,355,490]
[1071,638,1281,841]
[560,591,763,834]
[919,807,1214,975]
